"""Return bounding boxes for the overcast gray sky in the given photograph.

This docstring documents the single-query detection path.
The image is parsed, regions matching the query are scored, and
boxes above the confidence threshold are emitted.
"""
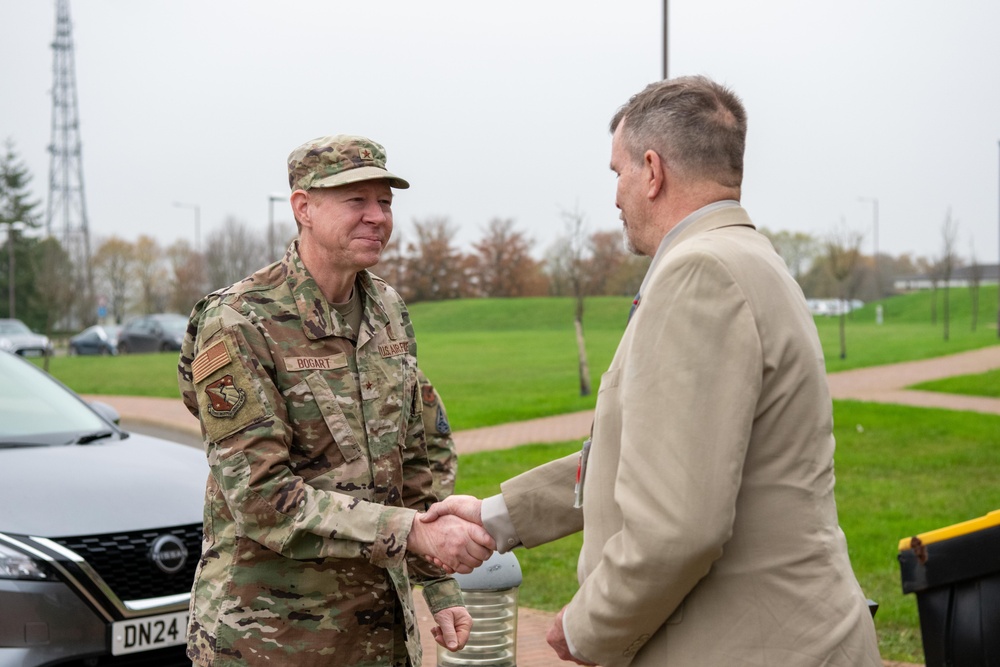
[2,0,1000,265]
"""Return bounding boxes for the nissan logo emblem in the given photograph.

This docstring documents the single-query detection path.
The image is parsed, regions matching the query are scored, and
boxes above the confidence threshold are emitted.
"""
[149,535,189,575]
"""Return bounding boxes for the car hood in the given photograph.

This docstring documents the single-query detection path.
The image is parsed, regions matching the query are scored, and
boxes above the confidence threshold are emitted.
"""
[1,434,207,537]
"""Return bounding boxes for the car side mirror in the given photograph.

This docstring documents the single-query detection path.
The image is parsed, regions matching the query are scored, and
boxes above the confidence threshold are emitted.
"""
[89,401,121,425]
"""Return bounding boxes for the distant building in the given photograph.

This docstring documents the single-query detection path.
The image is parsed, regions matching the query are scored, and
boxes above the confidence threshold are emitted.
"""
[806,298,865,316]
[893,264,1000,292]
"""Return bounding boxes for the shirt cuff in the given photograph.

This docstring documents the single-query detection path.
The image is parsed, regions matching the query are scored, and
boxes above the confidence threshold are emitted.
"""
[371,506,418,568]
[422,577,464,614]
[563,611,582,661]
[481,494,521,553]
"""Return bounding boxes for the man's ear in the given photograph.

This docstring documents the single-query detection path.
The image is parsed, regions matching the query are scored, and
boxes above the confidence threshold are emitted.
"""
[290,189,311,229]
[644,150,665,200]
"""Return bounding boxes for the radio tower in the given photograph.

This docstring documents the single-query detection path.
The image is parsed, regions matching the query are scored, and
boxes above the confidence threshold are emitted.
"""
[46,0,95,325]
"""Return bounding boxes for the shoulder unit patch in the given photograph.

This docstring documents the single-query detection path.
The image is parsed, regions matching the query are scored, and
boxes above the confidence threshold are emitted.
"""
[204,375,246,418]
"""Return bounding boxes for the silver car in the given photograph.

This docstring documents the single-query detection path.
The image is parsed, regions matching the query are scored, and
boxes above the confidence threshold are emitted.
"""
[0,319,53,357]
[0,351,204,666]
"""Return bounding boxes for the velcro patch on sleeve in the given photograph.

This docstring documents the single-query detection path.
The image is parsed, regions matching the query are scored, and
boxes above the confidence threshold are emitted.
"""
[192,340,232,383]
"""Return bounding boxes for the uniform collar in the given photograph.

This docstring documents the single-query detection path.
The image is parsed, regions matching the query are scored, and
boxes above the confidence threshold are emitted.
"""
[281,240,392,343]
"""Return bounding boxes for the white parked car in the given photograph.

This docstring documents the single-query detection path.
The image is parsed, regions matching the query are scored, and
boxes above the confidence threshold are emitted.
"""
[0,319,53,357]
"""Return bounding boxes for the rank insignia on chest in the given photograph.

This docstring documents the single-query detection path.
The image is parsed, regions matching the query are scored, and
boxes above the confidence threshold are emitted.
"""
[204,374,247,418]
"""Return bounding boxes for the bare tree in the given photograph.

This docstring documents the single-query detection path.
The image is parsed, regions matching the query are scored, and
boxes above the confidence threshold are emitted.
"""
[825,222,864,360]
[92,237,135,324]
[584,230,627,296]
[560,207,591,396]
[404,217,468,301]
[938,210,959,341]
[470,218,546,297]
[204,216,269,290]
[133,235,169,314]
[968,238,982,332]
[543,236,573,296]
[371,234,407,294]
[760,228,819,282]
[167,239,207,315]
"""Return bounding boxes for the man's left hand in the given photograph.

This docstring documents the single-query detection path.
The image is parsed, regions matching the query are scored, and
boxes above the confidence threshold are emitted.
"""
[431,606,473,652]
[547,606,596,665]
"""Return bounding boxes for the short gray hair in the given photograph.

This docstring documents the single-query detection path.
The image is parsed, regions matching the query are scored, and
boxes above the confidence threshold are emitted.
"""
[610,76,747,188]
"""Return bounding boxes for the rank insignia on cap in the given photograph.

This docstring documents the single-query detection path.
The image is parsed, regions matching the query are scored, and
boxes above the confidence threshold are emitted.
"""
[204,375,246,418]
[359,147,373,160]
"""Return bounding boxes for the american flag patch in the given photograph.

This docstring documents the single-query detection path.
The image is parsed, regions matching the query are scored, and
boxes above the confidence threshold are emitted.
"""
[192,340,232,383]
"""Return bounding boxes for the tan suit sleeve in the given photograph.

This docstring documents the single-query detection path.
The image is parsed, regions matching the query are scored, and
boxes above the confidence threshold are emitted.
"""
[499,453,583,548]
[564,249,763,666]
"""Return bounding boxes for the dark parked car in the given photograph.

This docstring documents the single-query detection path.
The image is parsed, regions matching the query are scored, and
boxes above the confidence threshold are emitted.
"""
[0,350,205,666]
[117,314,187,354]
[68,324,122,356]
[0,319,53,357]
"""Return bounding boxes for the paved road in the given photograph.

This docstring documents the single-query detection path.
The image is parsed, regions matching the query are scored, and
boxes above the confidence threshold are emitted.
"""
[90,344,1000,667]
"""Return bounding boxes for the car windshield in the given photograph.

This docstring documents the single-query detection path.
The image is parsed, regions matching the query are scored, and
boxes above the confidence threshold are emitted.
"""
[0,320,32,335]
[0,353,114,446]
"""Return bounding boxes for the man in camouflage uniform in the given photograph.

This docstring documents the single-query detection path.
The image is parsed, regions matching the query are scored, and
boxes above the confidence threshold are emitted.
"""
[417,370,457,500]
[177,134,492,667]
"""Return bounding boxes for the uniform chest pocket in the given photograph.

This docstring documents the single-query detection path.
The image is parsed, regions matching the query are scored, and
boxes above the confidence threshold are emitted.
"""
[283,371,364,469]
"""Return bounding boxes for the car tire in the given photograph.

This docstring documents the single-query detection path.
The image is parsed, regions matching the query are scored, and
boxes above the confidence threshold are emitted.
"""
[118,343,128,354]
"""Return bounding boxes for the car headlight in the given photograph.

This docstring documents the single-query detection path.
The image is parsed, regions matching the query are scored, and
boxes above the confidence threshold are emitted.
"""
[0,542,56,581]
[0,338,13,352]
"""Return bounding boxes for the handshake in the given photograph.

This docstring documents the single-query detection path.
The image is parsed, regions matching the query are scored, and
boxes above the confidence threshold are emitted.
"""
[405,495,493,653]
[407,495,493,574]
[407,494,593,664]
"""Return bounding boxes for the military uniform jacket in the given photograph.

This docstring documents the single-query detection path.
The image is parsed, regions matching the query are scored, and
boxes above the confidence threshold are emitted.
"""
[500,206,881,666]
[178,242,461,667]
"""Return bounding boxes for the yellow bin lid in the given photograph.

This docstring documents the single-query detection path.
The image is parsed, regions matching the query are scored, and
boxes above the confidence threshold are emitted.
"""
[898,509,1000,552]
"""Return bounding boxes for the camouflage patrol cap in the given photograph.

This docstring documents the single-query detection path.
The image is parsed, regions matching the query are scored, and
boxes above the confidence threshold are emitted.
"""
[287,134,410,191]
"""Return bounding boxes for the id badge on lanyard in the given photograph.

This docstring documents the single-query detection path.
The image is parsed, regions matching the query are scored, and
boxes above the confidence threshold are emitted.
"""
[574,437,592,509]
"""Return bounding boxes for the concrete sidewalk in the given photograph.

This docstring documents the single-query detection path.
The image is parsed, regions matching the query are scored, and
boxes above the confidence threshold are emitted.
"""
[85,344,1000,666]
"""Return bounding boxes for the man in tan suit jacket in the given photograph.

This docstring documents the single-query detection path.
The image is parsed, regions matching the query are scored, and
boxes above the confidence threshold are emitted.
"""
[424,76,881,666]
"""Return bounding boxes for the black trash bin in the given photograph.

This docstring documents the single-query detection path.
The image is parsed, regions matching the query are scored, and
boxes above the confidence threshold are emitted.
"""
[897,509,1000,667]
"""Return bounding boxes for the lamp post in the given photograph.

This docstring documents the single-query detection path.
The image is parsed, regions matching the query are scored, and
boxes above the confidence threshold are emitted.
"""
[662,0,669,79]
[858,196,880,300]
[268,193,288,260]
[173,202,201,253]
[6,221,25,319]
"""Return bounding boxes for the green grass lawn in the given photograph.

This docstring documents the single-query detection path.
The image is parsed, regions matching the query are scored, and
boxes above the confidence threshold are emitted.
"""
[816,284,999,372]
[36,287,1000,430]
[454,401,1000,663]
[28,287,1000,662]
[910,367,1000,398]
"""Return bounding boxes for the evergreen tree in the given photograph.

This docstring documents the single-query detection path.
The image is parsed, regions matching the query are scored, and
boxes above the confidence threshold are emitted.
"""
[1,139,42,321]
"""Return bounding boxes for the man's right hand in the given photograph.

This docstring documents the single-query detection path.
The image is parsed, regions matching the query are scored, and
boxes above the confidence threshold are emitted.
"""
[407,510,494,574]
